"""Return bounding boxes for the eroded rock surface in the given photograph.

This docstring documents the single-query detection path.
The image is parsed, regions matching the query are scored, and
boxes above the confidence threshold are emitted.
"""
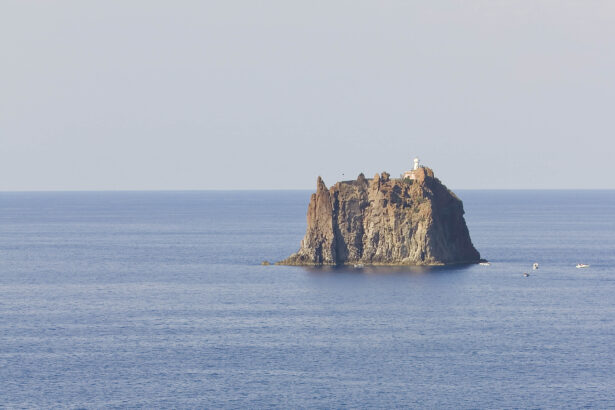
[278,168,480,266]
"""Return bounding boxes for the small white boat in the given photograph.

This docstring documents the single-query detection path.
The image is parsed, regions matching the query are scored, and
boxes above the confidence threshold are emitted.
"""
[532,262,539,270]
[576,264,590,269]
[523,272,530,277]
[353,263,365,269]
[479,262,491,266]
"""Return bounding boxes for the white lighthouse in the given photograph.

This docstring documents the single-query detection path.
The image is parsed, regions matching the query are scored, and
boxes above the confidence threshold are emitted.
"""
[413,157,420,171]
[403,156,422,180]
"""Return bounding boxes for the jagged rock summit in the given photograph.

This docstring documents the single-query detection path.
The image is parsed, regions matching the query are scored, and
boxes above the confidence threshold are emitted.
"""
[278,166,480,266]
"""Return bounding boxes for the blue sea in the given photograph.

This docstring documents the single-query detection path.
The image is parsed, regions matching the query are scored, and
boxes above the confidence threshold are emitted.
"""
[1,190,615,408]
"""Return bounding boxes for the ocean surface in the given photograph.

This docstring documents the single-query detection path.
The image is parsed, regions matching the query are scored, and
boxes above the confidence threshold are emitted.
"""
[1,190,615,408]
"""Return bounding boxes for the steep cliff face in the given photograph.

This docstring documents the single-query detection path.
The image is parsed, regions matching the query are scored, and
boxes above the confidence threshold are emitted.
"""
[279,168,480,266]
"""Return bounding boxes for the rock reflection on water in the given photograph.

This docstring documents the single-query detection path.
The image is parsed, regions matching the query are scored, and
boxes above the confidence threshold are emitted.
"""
[301,263,475,276]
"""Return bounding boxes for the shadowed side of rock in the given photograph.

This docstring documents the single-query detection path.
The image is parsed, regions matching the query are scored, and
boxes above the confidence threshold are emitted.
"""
[278,168,481,266]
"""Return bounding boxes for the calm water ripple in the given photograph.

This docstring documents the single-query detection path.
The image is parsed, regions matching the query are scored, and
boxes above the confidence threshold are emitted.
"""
[1,190,615,408]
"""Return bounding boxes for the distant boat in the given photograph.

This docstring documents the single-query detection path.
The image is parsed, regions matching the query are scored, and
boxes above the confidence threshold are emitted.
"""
[523,272,530,277]
[576,264,590,269]
[479,262,491,266]
[353,263,365,269]
[532,263,539,270]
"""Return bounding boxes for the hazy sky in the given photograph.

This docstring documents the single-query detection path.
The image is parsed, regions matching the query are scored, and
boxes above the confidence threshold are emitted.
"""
[2,1,614,190]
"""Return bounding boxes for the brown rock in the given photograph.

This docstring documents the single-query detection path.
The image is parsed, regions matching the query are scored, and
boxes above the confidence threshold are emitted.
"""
[278,167,480,266]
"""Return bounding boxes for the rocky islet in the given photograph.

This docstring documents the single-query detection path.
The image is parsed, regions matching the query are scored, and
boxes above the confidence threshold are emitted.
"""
[279,167,480,266]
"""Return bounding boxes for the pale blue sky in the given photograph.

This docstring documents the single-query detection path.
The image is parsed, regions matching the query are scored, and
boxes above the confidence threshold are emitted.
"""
[1,1,614,190]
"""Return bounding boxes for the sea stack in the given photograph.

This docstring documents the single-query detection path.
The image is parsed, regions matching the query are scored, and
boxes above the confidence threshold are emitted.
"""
[278,164,480,266]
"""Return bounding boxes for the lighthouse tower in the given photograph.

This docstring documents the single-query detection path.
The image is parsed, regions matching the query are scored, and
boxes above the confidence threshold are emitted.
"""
[413,157,420,171]
[403,156,422,180]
